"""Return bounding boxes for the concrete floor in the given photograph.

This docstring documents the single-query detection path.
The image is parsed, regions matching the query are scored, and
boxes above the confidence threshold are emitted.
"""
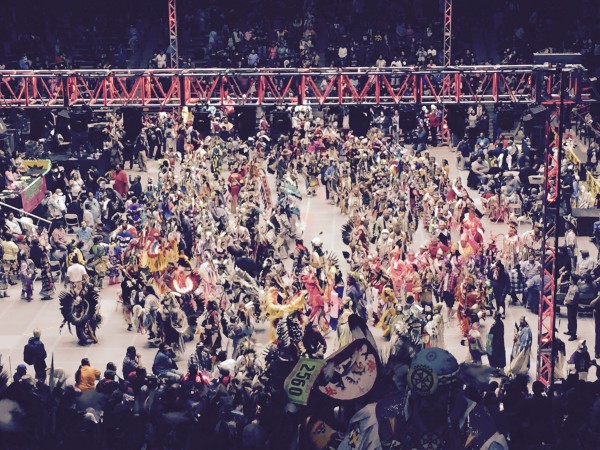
[0,145,596,383]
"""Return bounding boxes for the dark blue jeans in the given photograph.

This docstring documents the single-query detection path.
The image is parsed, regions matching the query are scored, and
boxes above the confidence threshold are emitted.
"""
[525,287,540,314]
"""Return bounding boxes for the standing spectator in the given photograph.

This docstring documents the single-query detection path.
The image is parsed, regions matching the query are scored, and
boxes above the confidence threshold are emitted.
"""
[509,263,525,305]
[487,313,506,372]
[457,136,471,170]
[563,273,580,341]
[111,165,129,198]
[135,130,148,172]
[564,222,577,271]
[83,192,101,224]
[75,221,94,252]
[23,328,47,381]
[489,261,510,317]
[521,253,542,312]
[428,105,441,147]
[75,358,101,391]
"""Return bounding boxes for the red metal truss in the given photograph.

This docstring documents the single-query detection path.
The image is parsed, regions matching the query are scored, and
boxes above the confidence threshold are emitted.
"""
[168,0,179,68]
[538,142,559,387]
[443,0,452,67]
[0,66,596,109]
[537,94,564,386]
[440,0,453,144]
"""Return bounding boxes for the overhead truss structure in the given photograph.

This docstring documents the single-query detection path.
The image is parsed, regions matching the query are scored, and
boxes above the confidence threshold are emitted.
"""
[440,0,453,144]
[168,0,179,68]
[0,65,595,109]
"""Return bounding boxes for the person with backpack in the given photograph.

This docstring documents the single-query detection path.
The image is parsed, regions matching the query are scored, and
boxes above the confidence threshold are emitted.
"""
[23,328,47,381]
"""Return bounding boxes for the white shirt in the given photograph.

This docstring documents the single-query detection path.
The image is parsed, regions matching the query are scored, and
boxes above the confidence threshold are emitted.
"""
[578,258,597,275]
[156,53,167,69]
[6,218,22,235]
[67,263,87,283]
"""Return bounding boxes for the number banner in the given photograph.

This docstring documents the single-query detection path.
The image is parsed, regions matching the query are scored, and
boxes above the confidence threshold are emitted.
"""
[284,357,326,406]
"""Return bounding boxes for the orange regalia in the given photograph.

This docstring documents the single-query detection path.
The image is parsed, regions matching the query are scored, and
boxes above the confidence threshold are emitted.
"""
[455,277,482,336]
[264,286,306,340]
[139,228,179,274]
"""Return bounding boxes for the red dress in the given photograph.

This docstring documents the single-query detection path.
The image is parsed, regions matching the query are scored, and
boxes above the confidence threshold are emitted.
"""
[112,170,129,197]
[228,172,243,197]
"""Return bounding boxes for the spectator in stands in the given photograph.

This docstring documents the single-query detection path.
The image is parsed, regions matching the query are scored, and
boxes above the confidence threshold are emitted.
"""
[51,223,69,251]
[338,43,348,66]
[19,54,30,70]
[247,49,259,67]
[4,164,21,190]
[13,364,27,383]
[5,212,23,237]
[155,51,167,69]
[152,343,179,380]
[567,340,595,380]
[83,192,101,224]
[122,346,141,379]
[75,357,101,391]
[48,189,67,219]
[75,221,94,252]
[468,156,490,189]
[577,249,596,275]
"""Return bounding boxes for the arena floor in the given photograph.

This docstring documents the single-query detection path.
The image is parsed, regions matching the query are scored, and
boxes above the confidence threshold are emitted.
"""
[0,145,596,383]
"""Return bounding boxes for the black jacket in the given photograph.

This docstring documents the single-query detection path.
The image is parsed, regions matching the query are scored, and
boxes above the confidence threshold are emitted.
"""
[25,337,47,367]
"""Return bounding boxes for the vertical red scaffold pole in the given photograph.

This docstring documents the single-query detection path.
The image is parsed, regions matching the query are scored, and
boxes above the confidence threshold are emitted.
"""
[441,0,453,145]
[168,0,179,68]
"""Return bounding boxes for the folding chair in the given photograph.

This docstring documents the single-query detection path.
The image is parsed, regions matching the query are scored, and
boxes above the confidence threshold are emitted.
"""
[64,214,80,233]
[49,260,62,280]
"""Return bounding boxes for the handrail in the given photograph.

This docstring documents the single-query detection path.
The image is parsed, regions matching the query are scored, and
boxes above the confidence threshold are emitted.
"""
[0,64,586,77]
[0,201,52,226]
[565,109,600,198]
